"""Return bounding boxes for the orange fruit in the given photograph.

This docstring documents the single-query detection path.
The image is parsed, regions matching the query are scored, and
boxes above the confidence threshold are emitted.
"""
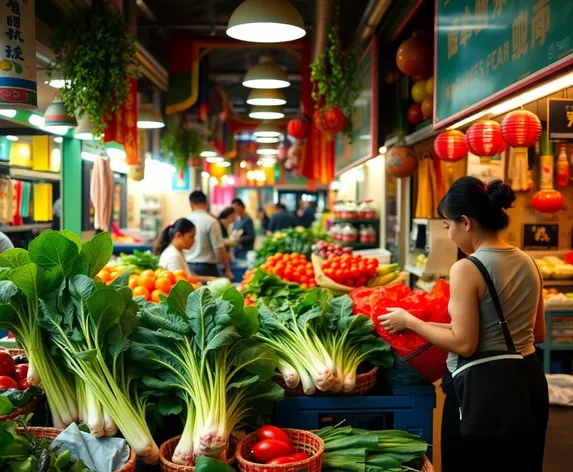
[132,286,150,300]
[154,268,163,276]
[188,276,198,284]
[173,270,187,278]
[158,271,176,285]
[175,275,188,284]
[110,271,120,280]
[141,269,156,278]
[128,276,139,290]
[155,277,173,293]
[151,289,162,303]
[97,270,111,283]
[138,275,156,292]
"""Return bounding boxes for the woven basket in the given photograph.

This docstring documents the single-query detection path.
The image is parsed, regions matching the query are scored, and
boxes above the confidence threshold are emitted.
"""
[275,365,378,396]
[421,456,434,471]
[18,427,137,472]
[237,429,323,472]
[159,435,237,472]
[8,348,25,357]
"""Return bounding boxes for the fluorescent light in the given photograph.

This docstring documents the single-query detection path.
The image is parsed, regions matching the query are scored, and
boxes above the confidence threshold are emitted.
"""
[0,109,16,118]
[206,156,224,163]
[254,121,282,137]
[240,160,247,168]
[54,137,63,143]
[257,143,279,155]
[6,135,18,141]
[260,157,277,167]
[249,106,285,120]
[200,149,218,157]
[256,136,280,143]
[28,114,45,127]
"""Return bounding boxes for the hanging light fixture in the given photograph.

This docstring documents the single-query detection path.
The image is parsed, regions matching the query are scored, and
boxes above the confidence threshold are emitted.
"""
[249,106,285,120]
[44,93,77,128]
[247,89,287,106]
[256,136,280,144]
[205,156,224,163]
[74,115,96,140]
[254,121,282,137]
[200,144,218,158]
[243,56,290,89]
[137,103,165,129]
[227,0,305,43]
[218,161,232,167]
[260,156,277,167]
[257,143,279,155]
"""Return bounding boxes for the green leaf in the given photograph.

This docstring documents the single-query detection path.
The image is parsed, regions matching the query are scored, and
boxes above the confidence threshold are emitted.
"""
[222,288,259,337]
[0,249,30,269]
[9,263,45,301]
[194,456,236,472]
[0,280,17,303]
[157,396,183,416]
[110,269,131,288]
[69,275,95,301]
[0,386,42,408]
[204,325,240,353]
[28,230,79,276]
[59,230,83,250]
[86,287,126,339]
[80,232,113,278]
[0,396,12,414]
[165,280,194,317]
[230,342,277,379]
[75,349,98,361]
[140,305,190,335]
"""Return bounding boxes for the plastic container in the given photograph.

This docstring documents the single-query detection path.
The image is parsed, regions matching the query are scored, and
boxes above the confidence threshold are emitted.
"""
[342,201,358,220]
[358,200,376,219]
[341,224,358,243]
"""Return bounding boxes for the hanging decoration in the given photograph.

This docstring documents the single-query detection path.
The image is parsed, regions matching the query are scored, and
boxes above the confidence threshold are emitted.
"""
[129,128,147,182]
[160,114,203,175]
[434,130,468,163]
[532,189,564,214]
[386,145,418,178]
[313,106,347,139]
[531,131,563,214]
[407,103,423,125]
[395,35,432,79]
[415,148,441,218]
[465,120,505,164]
[0,0,37,109]
[287,115,310,140]
[501,110,542,149]
[44,93,77,127]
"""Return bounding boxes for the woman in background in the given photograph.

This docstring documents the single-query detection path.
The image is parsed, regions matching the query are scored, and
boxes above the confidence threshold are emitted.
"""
[154,218,214,283]
[218,207,236,242]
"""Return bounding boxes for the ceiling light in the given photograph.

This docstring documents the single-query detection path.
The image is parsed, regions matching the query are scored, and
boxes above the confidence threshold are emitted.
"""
[227,0,305,43]
[200,145,218,158]
[256,136,280,143]
[137,103,165,129]
[206,156,224,163]
[46,78,71,89]
[54,137,63,143]
[240,161,247,168]
[202,171,210,178]
[43,126,70,135]
[378,146,387,154]
[247,89,287,106]
[249,106,285,120]
[254,121,282,137]
[218,161,232,167]
[44,94,77,128]
[74,115,96,140]
[257,143,279,155]
[6,135,18,141]
[260,156,277,167]
[28,114,45,127]
[243,56,290,89]
[0,109,16,118]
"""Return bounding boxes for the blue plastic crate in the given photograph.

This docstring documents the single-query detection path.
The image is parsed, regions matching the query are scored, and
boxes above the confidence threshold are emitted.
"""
[273,385,436,460]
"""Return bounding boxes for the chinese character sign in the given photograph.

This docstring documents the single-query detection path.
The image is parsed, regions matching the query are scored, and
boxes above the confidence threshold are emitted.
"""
[0,0,36,109]
[436,0,572,127]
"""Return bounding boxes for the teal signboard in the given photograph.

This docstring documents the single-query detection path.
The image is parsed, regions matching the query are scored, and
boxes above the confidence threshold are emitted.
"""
[435,0,573,127]
[335,40,378,174]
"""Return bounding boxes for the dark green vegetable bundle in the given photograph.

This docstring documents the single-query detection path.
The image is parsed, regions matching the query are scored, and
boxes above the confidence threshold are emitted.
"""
[0,387,42,415]
[317,425,428,471]
[243,269,305,302]
[116,250,159,273]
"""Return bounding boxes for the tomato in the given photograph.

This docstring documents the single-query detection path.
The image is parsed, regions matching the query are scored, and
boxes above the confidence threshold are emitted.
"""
[97,270,111,283]
[159,271,176,285]
[284,269,293,280]
[155,277,173,293]
[138,275,156,292]
[256,426,292,446]
[0,375,17,389]
[173,270,187,278]
[266,456,297,465]
[290,452,310,461]
[175,276,188,284]
[335,270,344,280]
[132,286,151,300]
[251,439,292,463]
[128,278,139,290]
[357,276,368,287]
[141,269,156,278]
[0,351,15,376]
[300,275,309,284]
[13,363,28,382]
[18,378,30,390]
[151,289,163,303]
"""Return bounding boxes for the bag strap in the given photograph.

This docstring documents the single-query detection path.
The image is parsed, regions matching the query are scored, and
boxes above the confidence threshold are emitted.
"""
[467,256,516,351]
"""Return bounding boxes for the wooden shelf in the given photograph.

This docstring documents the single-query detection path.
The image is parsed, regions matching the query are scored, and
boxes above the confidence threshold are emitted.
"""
[0,162,61,183]
[333,218,379,224]
[341,242,379,249]
[543,279,573,286]
[0,223,52,233]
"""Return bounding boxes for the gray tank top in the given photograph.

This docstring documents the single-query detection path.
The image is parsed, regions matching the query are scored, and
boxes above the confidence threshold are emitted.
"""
[447,247,541,372]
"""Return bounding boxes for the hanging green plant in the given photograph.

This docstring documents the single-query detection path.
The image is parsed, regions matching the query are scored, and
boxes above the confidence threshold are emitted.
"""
[310,8,359,140]
[49,0,139,139]
[161,115,203,173]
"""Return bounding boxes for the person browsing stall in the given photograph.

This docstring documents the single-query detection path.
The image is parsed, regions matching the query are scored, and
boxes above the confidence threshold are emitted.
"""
[154,218,214,283]
[269,202,298,232]
[231,198,255,258]
[218,206,238,253]
[185,191,233,280]
[379,177,548,472]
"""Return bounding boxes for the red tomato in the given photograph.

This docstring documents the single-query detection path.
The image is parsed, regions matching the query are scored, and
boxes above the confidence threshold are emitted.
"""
[256,426,291,446]
[0,375,18,389]
[284,269,293,280]
[266,456,297,465]
[357,276,369,287]
[18,378,30,390]
[13,364,28,382]
[291,452,310,461]
[251,439,292,463]
[0,351,15,377]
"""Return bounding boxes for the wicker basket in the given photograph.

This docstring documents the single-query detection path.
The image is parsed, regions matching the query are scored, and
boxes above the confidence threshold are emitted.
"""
[17,427,137,472]
[8,348,25,357]
[159,435,237,472]
[237,429,323,472]
[275,365,378,397]
[421,456,434,471]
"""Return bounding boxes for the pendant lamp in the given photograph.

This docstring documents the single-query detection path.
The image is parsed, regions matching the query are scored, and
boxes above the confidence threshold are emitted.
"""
[205,156,224,164]
[243,56,289,89]
[257,143,279,155]
[247,89,287,106]
[256,136,280,143]
[227,0,305,43]
[249,106,285,120]
[74,114,96,140]
[260,156,277,167]
[254,121,282,137]
[44,94,77,128]
[137,103,165,129]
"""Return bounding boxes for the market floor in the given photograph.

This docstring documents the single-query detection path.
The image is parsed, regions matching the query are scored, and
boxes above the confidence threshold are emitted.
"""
[544,407,573,470]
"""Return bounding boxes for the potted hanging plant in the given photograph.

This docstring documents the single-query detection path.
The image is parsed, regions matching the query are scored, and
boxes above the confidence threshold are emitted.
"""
[310,10,359,141]
[49,0,139,139]
[161,115,203,175]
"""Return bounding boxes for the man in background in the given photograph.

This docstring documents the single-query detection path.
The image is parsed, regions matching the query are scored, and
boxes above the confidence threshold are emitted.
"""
[298,200,316,229]
[231,198,255,259]
[186,191,233,280]
[269,202,298,232]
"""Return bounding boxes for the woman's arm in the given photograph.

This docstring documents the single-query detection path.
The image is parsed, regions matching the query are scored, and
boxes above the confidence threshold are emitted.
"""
[428,322,452,329]
[380,259,480,357]
[533,284,546,344]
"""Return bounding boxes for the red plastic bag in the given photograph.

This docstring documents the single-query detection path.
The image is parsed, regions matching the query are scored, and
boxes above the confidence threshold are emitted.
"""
[349,281,451,384]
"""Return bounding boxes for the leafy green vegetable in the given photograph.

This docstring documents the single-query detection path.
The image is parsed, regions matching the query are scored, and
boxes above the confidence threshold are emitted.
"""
[0,395,12,415]
[194,456,236,472]
[242,269,305,302]
[206,278,233,298]
[0,387,42,409]
[116,250,159,273]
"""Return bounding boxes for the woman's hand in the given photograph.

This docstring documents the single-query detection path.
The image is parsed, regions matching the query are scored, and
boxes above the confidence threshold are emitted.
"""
[378,308,416,333]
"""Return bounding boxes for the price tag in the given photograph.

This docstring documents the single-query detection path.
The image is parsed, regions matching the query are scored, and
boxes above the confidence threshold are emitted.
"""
[523,224,559,250]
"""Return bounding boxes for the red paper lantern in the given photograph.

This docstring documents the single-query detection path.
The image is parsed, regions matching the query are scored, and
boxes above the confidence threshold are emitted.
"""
[313,106,347,140]
[386,145,418,178]
[465,120,505,164]
[407,103,423,124]
[532,189,564,214]
[434,130,468,163]
[287,115,309,140]
[500,109,542,148]
[396,37,432,77]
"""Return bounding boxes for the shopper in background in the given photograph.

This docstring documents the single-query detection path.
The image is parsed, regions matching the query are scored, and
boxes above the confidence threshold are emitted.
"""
[154,218,214,283]
[258,207,270,235]
[185,191,234,280]
[218,206,238,253]
[269,202,298,232]
[379,177,548,472]
[231,198,255,258]
[298,200,317,229]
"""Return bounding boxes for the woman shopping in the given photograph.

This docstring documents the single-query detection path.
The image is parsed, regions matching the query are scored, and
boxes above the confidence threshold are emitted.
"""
[154,218,215,283]
[379,177,548,472]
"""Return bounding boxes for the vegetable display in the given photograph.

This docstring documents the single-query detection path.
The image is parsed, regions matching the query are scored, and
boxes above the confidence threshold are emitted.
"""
[317,425,428,471]
[115,250,160,273]
[321,254,379,288]
[240,269,305,305]
[313,240,353,259]
[256,291,393,395]
[126,268,198,302]
[0,350,41,414]
[259,253,317,288]
[248,426,310,465]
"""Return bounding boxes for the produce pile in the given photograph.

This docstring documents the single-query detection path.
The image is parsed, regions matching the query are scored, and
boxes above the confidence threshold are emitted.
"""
[253,227,332,267]
[240,269,305,306]
[321,254,380,288]
[115,250,159,273]
[247,426,310,465]
[312,240,353,258]
[0,349,32,392]
[125,268,198,302]
[258,253,317,288]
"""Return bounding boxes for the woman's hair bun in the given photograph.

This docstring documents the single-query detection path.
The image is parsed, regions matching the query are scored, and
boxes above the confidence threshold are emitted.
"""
[486,179,516,210]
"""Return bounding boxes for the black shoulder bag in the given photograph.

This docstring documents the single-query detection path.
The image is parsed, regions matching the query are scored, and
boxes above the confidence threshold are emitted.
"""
[452,256,536,440]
